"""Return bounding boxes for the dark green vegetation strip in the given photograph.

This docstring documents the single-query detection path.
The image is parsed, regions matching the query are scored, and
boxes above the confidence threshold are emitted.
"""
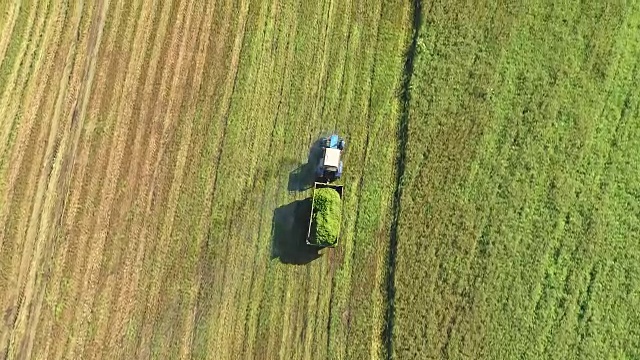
[384,0,421,357]
[394,1,640,359]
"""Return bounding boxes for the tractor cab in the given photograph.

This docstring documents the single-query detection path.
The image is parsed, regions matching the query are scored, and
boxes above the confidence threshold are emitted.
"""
[316,134,345,182]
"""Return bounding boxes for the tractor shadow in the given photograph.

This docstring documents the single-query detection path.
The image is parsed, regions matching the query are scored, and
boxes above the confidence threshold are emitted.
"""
[287,139,325,192]
[271,198,323,265]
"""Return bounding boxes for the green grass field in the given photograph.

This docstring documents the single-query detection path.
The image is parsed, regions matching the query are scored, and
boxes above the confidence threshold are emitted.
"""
[394,1,640,358]
[1,0,639,359]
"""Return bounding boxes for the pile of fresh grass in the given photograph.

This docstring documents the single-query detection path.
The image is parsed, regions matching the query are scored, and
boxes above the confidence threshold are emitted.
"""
[312,188,341,246]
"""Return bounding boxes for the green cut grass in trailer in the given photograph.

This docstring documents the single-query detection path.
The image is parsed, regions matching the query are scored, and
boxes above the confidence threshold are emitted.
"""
[312,188,342,246]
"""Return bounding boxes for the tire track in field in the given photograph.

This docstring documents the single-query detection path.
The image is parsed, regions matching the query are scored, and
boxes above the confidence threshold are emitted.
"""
[0,0,54,339]
[60,2,148,350]
[320,0,378,356]
[256,1,347,357]
[14,0,106,357]
[54,0,128,246]
[48,3,135,360]
[119,1,189,315]
[99,0,201,356]
[281,0,339,357]
[187,1,250,357]
[384,0,422,358]
[88,0,180,355]
[227,2,301,356]
[241,8,300,358]
[59,0,152,289]
[261,0,329,353]
[338,0,385,355]
[319,0,352,134]
[50,0,162,354]
[312,0,335,125]
[314,2,355,358]
[175,4,240,355]
[346,1,407,357]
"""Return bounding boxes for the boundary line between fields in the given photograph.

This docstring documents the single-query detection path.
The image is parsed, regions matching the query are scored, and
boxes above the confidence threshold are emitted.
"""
[384,0,422,358]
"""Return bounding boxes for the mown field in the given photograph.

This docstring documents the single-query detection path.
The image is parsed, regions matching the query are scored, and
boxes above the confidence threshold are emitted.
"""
[394,1,640,359]
[0,0,410,359]
[2,0,640,360]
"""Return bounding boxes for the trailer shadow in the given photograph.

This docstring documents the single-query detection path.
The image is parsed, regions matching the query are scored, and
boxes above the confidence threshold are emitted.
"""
[271,198,323,265]
[287,139,324,192]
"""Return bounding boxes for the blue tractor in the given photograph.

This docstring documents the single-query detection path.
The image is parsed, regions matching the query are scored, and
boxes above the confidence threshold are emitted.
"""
[315,134,345,182]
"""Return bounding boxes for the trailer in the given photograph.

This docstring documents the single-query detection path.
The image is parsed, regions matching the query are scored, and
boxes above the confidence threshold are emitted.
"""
[306,182,344,247]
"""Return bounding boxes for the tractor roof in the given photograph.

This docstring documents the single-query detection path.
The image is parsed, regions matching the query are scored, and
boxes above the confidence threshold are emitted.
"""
[323,148,341,168]
[329,134,339,148]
